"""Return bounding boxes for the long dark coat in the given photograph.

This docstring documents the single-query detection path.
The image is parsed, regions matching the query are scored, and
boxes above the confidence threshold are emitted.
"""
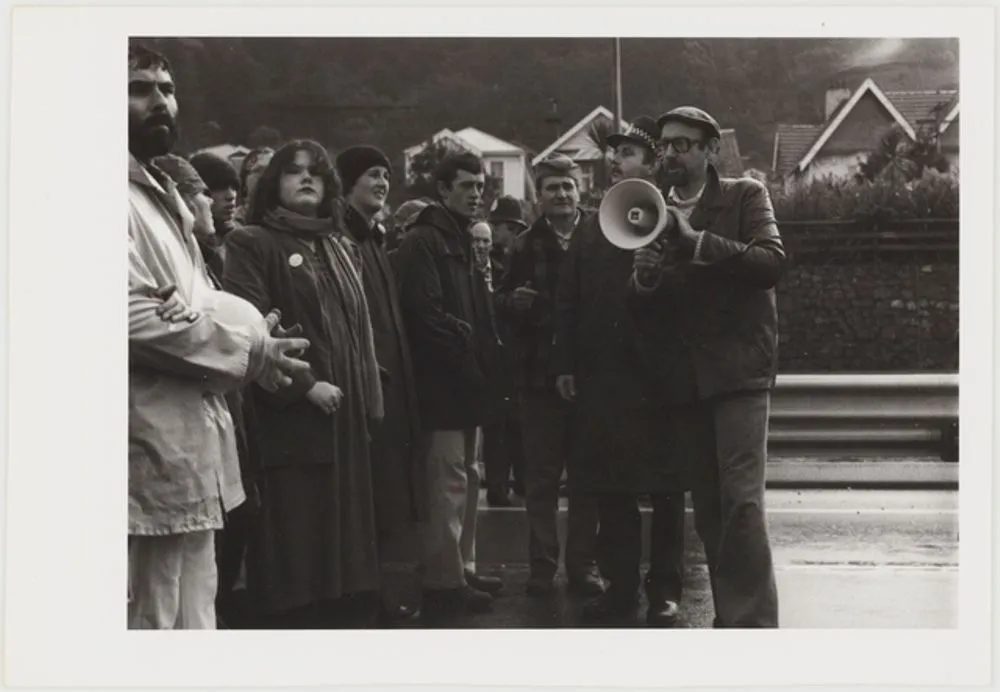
[222,220,382,615]
[551,214,686,494]
[344,206,429,533]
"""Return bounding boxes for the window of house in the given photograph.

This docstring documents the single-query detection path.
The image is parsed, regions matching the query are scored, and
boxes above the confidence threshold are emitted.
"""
[490,161,504,180]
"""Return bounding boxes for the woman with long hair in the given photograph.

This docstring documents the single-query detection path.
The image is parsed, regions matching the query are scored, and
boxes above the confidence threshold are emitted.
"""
[222,139,384,628]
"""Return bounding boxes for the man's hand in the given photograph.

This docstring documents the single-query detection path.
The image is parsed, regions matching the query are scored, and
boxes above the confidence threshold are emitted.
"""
[509,281,538,312]
[555,374,577,402]
[155,285,199,324]
[306,381,344,415]
[633,238,669,287]
[255,309,312,392]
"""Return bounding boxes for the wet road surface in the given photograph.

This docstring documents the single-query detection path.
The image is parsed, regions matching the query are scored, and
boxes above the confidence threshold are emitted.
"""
[226,489,958,629]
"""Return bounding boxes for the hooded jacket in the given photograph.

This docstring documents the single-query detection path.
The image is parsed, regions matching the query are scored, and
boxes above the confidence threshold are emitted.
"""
[394,202,499,430]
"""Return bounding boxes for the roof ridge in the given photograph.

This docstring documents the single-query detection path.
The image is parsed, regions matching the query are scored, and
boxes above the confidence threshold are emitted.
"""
[885,89,958,95]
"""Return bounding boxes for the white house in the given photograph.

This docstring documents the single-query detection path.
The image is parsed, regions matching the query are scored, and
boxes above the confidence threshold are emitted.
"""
[403,127,528,200]
[531,106,624,195]
[772,78,959,188]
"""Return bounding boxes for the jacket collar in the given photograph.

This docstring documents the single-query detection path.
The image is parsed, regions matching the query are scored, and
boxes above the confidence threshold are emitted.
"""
[416,202,471,256]
[695,164,726,210]
[129,153,170,192]
[344,203,381,245]
[686,164,726,231]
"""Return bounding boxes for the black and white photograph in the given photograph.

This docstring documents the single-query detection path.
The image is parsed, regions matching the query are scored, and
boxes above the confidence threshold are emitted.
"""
[5,4,995,689]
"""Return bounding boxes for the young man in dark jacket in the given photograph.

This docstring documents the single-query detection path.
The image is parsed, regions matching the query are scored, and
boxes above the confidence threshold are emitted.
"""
[552,116,687,626]
[629,106,786,627]
[395,152,503,618]
[494,155,602,598]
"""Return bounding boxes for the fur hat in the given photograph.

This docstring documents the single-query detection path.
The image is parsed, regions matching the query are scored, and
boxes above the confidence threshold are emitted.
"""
[336,145,392,193]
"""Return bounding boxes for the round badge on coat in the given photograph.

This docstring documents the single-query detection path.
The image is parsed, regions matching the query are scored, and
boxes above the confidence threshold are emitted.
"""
[288,253,303,268]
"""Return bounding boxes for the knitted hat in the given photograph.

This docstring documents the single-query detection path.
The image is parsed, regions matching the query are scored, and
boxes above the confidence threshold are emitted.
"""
[188,152,240,192]
[534,153,581,184]
[336,145,392,193]
[153,154,207,197]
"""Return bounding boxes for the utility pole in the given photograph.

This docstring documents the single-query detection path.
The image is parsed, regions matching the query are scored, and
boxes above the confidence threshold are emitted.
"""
[544,98,562,140]
[613,37,623,134]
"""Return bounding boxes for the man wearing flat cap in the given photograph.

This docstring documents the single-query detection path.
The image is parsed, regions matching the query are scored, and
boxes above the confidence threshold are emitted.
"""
[552,116,687,626]
[495,154,602,599]
[628,106,786,627]
[336,145,428,626]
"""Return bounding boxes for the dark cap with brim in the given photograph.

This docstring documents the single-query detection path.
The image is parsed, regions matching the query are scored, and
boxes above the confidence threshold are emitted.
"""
[606,115,660,151]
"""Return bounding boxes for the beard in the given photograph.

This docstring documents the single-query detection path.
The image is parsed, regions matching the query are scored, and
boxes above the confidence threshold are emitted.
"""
[129,113,178,161]
[654,158,690,191]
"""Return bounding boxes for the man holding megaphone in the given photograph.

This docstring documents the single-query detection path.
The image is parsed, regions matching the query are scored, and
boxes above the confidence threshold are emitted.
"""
[625,106,786,628]
[552,116,687,627]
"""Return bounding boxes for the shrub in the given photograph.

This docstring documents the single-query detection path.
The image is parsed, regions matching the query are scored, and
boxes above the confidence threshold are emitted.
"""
[771,169,958,223]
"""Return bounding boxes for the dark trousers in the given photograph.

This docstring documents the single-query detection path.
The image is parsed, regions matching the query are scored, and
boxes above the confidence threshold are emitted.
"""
[215,503,253,603]
[482,397,526,491]
[597,492,686,602]
[520,388,599,579]
[685,391,778,628]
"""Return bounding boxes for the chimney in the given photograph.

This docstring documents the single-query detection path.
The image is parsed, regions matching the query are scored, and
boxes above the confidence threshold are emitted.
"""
[825,80,852,121]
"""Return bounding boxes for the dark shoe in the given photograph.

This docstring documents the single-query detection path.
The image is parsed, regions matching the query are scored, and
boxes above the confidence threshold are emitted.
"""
[581,590,640,624]
[510,480,526,498]
[525,574,557,597]
[486,487,514,507]
[646,598,680,627]
[465,570,504,595]
[377,603,421,628]
[567,572,605,598]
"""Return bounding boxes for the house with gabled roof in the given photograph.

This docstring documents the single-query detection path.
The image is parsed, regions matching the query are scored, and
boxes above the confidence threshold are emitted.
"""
[403,126,529,199]
[772,78,959,188]
[531,106,622,194]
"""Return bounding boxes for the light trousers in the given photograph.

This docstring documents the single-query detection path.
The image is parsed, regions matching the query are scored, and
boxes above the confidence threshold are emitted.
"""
[421,428,480,589]
[128,530,218,629]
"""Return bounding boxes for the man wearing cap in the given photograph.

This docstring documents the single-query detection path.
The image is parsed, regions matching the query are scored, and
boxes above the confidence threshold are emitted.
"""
[551,116,687,626]
[495,155,602,598]
[629,106,785,627]
[336,145,428,626]
[480,196,530,506]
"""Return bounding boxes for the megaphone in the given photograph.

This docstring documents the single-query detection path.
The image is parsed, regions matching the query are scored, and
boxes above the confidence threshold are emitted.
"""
[598,179,676,250]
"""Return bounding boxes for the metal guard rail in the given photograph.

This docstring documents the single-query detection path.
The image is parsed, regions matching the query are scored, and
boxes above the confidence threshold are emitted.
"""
[769,373,959,461]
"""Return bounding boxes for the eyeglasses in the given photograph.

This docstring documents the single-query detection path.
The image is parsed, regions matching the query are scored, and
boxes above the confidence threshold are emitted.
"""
[656,136,703,155]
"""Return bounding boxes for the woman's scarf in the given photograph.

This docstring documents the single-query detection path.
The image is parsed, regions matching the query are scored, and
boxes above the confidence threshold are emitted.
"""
[264,205,385,423]
[263,206,337,238]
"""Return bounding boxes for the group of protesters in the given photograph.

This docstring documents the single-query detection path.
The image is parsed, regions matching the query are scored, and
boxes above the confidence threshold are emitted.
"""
[129,42,785,630]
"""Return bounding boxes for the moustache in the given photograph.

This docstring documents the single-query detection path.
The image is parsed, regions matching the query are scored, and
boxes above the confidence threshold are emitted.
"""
[143,113,176,130]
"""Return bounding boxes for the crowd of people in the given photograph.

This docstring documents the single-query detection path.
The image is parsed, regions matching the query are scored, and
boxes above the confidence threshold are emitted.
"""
[128,43,785,630]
